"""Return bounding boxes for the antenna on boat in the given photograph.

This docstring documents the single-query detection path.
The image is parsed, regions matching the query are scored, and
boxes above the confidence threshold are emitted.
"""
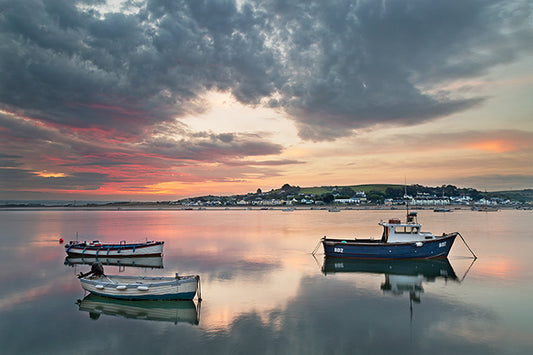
[404,178,409,220]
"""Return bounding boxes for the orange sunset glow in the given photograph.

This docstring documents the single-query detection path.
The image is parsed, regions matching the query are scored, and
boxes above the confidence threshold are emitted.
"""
[466,140,525,153]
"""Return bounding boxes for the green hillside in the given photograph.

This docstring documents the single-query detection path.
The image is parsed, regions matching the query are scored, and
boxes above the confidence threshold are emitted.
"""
[489,189,533,203]
[299,184,403,195]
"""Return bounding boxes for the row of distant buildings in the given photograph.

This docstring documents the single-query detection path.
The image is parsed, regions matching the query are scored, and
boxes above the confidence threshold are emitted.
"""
[386,193,506,206]
[179,191,368,207]
[179,190,517,207]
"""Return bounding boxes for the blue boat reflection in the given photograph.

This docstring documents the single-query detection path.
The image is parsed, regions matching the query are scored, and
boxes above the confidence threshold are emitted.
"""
[65,255,163,269]
[322,257,459,304]
[76,294,200,325]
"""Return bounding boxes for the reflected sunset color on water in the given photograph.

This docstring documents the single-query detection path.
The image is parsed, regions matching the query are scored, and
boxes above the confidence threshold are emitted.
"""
[1,209,532,354]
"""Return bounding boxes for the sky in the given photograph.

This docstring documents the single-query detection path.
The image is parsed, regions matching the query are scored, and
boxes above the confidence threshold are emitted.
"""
[1,0,533,201]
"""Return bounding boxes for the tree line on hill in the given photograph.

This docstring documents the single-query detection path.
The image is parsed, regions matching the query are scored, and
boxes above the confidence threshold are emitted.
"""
[269,183,486,204]
[180,183,531,205]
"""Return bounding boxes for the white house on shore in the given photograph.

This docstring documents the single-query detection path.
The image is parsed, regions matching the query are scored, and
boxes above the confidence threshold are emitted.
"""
[408,194,450,206]
[334,197,361,204]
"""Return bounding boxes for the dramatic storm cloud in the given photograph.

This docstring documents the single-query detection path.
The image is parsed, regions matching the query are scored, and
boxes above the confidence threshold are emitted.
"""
[2,0,530,139]
[1,0,532,198]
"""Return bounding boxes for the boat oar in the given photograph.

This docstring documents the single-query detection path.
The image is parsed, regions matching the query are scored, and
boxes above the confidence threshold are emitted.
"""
[77,270,93,279]
[457,232,477,259]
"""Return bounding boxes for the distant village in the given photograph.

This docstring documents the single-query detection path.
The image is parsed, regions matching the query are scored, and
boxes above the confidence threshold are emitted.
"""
[176,184,532,209]
[2,184,531,209]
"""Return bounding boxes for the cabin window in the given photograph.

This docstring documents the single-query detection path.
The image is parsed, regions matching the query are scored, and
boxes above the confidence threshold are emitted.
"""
[394,226,417,234]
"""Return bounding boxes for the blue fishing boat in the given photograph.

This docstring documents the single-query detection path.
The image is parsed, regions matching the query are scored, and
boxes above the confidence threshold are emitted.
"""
[321,211,458,259]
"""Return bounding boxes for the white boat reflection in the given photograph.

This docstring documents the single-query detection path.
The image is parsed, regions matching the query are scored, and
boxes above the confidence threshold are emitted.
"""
[65,256,163,269]
[76,294,200,325]
[322,257,460,304]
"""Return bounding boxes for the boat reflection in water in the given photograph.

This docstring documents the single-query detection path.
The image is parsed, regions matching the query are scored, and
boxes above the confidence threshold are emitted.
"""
[64,256,163,269]
[76,294,200,325]
[322,257,459,304]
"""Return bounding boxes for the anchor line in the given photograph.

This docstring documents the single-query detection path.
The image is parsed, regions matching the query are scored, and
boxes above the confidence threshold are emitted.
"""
[196,275,202,302]
[459,258,477,282]
[311,238,323,256]
[457,232,477,260]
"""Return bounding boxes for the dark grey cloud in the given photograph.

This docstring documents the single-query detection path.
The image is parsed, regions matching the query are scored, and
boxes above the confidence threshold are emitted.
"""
[265,0,531,140]
[141,131,283,161]
[0,167,109,190]
[1,110,283,167]
[0,153,22,168]
[0,0,531,142]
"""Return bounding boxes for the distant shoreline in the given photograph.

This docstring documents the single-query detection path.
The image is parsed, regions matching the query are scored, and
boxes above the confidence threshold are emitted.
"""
[0,205,524,211]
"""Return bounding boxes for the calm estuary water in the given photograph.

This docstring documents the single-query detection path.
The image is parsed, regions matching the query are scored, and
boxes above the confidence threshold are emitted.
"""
[0,208,532,354]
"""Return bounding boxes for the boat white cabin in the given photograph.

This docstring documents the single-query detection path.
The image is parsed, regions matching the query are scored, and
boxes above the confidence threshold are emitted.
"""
[379,212,437,244]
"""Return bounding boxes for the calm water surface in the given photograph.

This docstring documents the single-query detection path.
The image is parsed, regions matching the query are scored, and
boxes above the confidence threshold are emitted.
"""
[0,209,532,354]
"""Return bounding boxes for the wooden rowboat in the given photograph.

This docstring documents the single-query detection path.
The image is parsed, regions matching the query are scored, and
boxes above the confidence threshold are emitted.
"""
[77,294,199,324]
[65,239,164,257]
[65,255,163,269]
[78,263,201,301]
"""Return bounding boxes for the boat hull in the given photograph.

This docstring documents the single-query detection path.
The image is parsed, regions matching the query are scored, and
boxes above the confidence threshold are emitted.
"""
[322,257,457,280]
[322,233,457,259]
[80,275,199,300]
[77,294,199,324]
[65,241,164,257]
[65,256,163,268]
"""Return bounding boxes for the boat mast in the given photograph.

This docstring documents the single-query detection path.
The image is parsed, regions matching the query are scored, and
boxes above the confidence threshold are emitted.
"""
[404,181,409,220]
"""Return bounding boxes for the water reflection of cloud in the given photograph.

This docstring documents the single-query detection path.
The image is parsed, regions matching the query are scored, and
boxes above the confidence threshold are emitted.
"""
[193,275,506,354]
[164,253,281,282]
[474,257,521,281]
[0,279,77,312]
[2,272,531,354]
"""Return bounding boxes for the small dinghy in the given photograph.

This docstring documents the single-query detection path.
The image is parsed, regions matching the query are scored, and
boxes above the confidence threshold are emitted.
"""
[65,255,163,269]
[65,239,164,257]
[77,263,201,301]
[77,294,200,324]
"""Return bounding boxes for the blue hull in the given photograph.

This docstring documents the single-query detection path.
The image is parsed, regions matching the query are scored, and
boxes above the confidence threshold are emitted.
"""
[88,290,197,301]
[322,257,457,279]
[322,233,457,259]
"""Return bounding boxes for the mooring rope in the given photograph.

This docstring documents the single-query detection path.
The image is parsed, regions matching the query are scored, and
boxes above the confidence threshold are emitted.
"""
[457,232,477,259]
[459,258,477,282]
[196,275,202,302]
[311,237,323,256]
